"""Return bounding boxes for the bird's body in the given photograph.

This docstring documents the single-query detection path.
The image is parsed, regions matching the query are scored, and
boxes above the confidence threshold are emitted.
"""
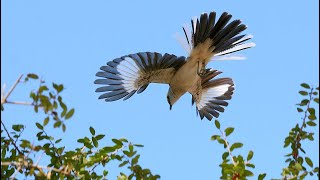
[94,11,255,120]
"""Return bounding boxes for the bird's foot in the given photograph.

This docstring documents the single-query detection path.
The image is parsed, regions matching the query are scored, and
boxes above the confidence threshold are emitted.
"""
[197,61,207,78]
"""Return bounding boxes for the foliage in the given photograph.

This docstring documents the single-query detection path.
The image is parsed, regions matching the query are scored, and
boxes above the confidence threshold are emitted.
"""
[211,83,318,180]
[281,83,319,179]
[1,74,319,180]
[211,120,266,180]
[1,74,159,180]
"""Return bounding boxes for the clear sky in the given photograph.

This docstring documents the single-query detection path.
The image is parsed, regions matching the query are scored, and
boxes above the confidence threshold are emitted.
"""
[1,0,319,179]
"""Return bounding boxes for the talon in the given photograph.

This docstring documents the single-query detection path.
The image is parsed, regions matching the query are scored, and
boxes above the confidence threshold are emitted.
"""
[197,61,206,77]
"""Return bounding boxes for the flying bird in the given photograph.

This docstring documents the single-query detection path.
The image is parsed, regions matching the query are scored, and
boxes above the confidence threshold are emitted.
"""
[94,11,255,120]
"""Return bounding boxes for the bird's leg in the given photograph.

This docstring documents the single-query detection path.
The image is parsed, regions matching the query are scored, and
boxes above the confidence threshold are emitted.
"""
[197,61,206,77]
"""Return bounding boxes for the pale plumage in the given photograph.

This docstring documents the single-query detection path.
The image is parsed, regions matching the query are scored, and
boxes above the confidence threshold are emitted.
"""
[94,11,255,120]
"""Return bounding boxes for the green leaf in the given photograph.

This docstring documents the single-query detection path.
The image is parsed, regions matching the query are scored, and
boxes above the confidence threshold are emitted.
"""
[305,157,313,167]
[244,170,254,176]
[62,124,66,132]
[65,108,74,120]
[214,120,220,129]
[308,114,316,120]
[53,83,64,93]
[103,170,108,176]
[36,123,43,130]
[300,99,309,106]
[133,144,144,147]
[246,163,255,168]
[222,152,229,160]
[92,137,98,148]
[38,86,49,93]
[211,135,220,141]
[306,121,316,126]
[308,108,315,115]
[27,73,39,79]
[297,108,304,112]
[89,127,95,136]
[54,121,62,128]
[314,98,319,104]
[112,139,123,146]
[12,125,24,132]
[299,91,308,96]
[230,143,243,151]
[119,138,128,142]
[119,161,129,167]
[258,173,266,180]
[300,83,310,89]
[55,139,62,143]
[294,162,303,170]
[43,117,49,126]
[132,155,140,165]
[95,134,105,141]
[247,150,254,161]
[224,127,234,136]
[129,144,133,152]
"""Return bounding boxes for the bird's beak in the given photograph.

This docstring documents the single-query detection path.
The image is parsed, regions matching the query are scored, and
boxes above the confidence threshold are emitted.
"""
[169,104,172,110]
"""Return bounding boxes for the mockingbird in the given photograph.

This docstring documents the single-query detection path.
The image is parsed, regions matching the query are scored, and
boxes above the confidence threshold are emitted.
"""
[94,11,255,120]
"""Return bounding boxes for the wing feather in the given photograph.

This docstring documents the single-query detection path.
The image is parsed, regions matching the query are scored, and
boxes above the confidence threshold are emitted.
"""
[191,69,234,121]
[95,52,186,102]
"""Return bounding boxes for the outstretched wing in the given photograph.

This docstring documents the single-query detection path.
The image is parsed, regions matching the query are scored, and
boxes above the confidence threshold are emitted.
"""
[191,69,234,120]
[94,52,186,102]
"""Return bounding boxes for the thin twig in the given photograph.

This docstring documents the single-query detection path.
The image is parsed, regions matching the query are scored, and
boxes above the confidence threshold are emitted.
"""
[5,101,34,106]
[1,161,70,176]
[35,152,45,166]
[219,129,236,165]
[1,121,23,155]
[1,74,23,104]
[10,164,22,180]
[294,88,313,161]
[299,88,313,132]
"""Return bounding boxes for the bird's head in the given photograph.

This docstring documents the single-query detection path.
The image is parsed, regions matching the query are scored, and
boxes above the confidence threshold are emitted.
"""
[166,87,182,110]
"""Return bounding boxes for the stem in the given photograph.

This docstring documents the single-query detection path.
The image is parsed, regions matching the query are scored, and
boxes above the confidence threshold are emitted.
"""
[1,74,23,104]
[219,129,236,165]
[1,161,70,176]
[5,101,34,106]
[1,121,23,155]
[294,88,313,161]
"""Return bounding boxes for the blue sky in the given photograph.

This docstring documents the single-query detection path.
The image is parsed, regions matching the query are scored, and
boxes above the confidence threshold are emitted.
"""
[1,0,319,179]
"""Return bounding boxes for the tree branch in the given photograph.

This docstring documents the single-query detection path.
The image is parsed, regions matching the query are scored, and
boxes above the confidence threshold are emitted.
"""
[1,74,23,104]
[1,161,70,176]
[219,129,236,165]
[1,121,23,155]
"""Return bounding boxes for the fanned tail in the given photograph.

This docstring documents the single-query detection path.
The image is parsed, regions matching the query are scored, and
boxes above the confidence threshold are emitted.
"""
[179,11,255,61]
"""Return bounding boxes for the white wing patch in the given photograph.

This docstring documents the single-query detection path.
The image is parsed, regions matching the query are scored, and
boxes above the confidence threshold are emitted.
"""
[174,33,191,54]
[211,55,246,61]
[117,57,141,91]
[197,84,230,109]
[215,42,256,56]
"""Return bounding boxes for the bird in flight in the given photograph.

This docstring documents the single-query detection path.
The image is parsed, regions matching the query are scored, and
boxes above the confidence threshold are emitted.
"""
[94,11,255,120]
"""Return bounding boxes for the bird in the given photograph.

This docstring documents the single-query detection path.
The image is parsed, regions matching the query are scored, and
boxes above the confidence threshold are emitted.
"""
[94,11,255,121]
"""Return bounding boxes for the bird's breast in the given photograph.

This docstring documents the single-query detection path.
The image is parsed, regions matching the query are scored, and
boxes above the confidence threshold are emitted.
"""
[170,60,200,92]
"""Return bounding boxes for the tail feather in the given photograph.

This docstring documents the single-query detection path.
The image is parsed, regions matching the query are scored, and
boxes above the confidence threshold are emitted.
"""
[181,11,255,60]
[209,12,232,39]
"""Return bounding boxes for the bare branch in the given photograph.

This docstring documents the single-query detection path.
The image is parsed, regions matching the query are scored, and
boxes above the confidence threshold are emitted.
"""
[1,121,23,155]
[219,129,236,165]
[5,101,34,106]
[1,74,23,104]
